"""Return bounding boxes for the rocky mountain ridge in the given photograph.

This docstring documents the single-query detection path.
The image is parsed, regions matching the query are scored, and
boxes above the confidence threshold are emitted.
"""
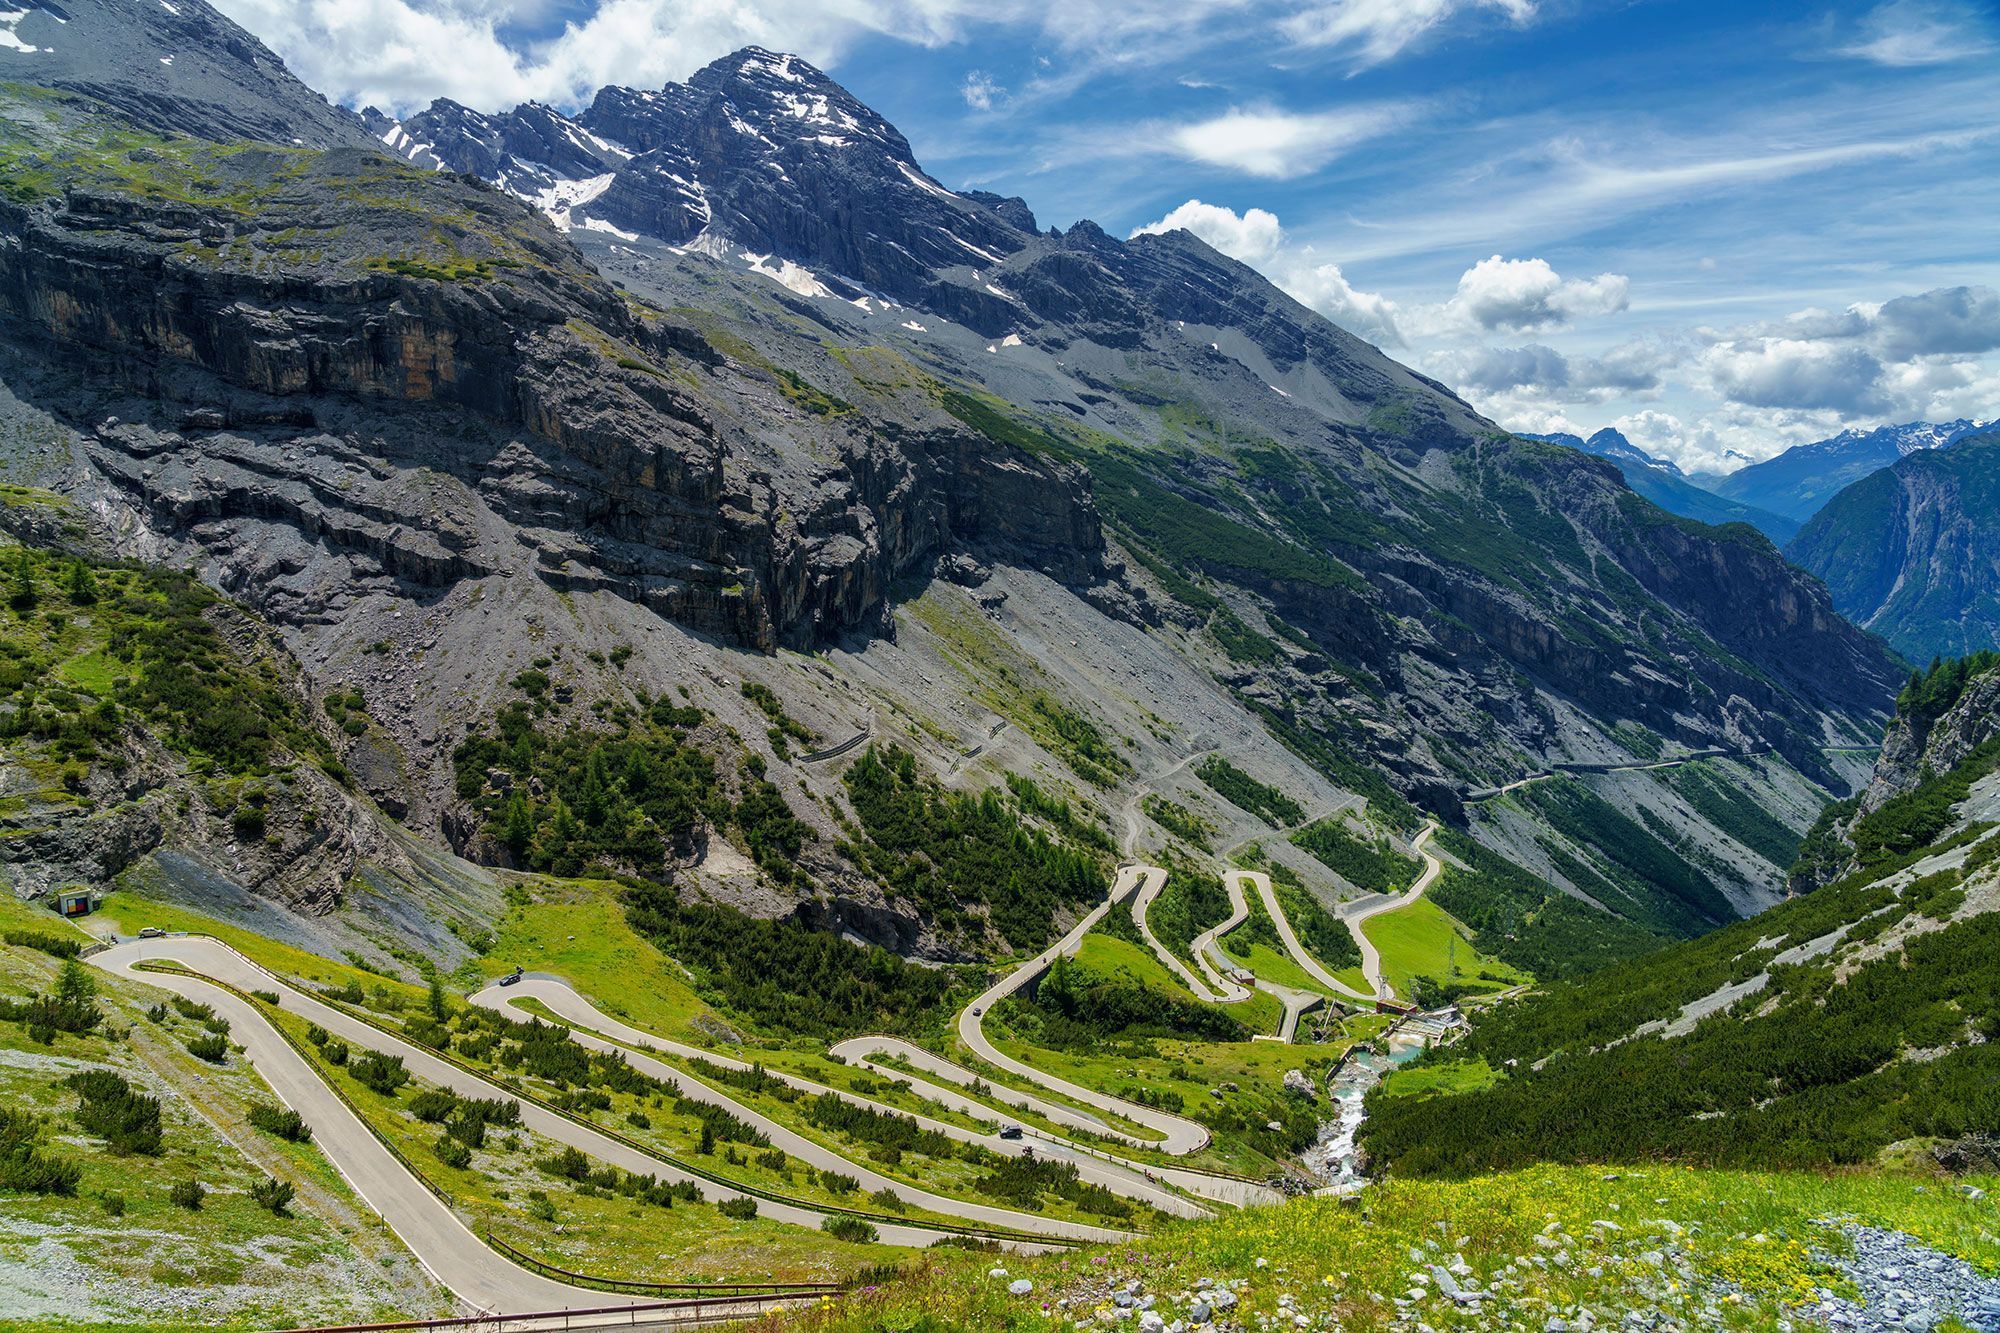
[1525,428,1799,542]
[363,47,1045,333]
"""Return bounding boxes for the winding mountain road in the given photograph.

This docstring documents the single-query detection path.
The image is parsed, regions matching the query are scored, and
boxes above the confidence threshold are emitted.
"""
[1127,866,1324,1039]
[1131,820,1444,1010]
[476,977,1199,1224]
[953,865,1212,1155]
[1461,748,1779,801]
[1333,822,1443,1001]
[1183,875,1253,1004]
[825,862,1283,1206]
[1120,748,1216,858]
[1131,867,1242,1003]
[83,759,1375,1301]
[1232,870,1376,1005]
[87,935,1089,1315]
[89,938,653,1316]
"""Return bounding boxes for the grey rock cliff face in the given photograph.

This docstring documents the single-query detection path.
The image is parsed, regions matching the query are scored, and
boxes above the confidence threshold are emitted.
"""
[1863,668,2000,816]
[3,0,371,150]
[0,127,1107,652]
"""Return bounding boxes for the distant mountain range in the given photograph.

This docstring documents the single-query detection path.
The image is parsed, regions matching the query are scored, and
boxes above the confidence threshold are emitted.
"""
[1523,429,1799,542]
[1539,417,2000,661]
[1787,431,2000,662]
[1534,420,1998,551]
[1695,420,1995,525]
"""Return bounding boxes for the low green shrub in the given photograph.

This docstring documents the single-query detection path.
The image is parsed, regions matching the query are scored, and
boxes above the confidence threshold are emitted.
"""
[822,1215,878,1243]
[247,1103,311,1143]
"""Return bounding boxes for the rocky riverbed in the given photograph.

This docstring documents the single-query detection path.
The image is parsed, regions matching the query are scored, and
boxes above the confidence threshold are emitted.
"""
[1300,1037,1426,1192]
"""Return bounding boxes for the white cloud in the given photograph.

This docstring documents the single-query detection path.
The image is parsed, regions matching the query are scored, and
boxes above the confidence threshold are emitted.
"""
[1691,284,2000,416]
[1280,0,1536,67]
[1837,0,1995,66]
[213,0,1036,114]
[1700,339,1888,414]
[1129,201,1990,471]
[1492,403,1585,438]
[213,0,835,113]
[1454,283,2000,473]
[1132,200,1403,345]
[1609,410,1691,457]
[1453,255,1629,331]
[1164,103,1415,179]
[1137,199,1286,262]
[1437,343,1573,392]
[961,70,1005,111]
[1427,337,1667,399]
[1321,121,1994,267]
[1407,255,1630,336]
[1284,261,1406,348]
[213,0,1275,116]
[1869,285,2000,359]
[1879,358,2000,421]
[1755,286,2000,360]
[1024,0,1262,63]
[1581,339,1671,393]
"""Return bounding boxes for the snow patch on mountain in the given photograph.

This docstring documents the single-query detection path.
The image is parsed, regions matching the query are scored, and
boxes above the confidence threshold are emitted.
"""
[0,9,44,52]
[943,230,1004,265]
[896,161,956,200]
[745,252,834,299]
[531,173,615,230]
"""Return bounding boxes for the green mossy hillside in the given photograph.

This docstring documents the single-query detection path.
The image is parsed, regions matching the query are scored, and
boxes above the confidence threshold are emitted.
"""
[839,745,1109,950]
[1365,674,2000,1178]
[0,541,330,781]
[1290,815,1421,895]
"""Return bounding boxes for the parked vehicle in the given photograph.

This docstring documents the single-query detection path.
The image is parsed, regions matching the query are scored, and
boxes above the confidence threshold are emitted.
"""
[137,926,166,939]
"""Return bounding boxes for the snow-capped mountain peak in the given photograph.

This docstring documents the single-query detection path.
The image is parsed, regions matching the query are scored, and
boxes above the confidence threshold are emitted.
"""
[360,47,1044,326]
[1584,427,1687,478]
[1802,419,1990,460]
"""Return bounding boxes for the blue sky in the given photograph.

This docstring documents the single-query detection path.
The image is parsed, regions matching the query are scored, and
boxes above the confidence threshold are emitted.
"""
[218,0,2000,472]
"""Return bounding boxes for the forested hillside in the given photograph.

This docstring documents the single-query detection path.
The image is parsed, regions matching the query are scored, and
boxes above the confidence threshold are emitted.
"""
[1363,653,2000,1177]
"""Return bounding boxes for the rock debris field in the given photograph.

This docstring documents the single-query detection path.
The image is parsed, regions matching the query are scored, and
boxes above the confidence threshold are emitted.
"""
[982,1209,2000,1332]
